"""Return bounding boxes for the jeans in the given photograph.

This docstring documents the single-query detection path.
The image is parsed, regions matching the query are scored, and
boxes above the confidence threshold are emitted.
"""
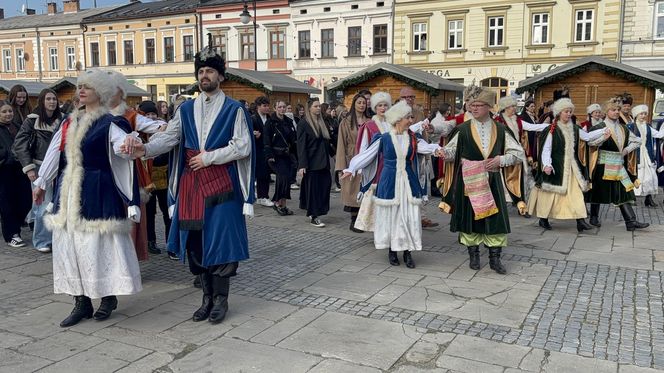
[32,183,53,249]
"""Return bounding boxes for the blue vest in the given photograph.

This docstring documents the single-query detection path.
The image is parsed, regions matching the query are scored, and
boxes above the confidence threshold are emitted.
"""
[627,122,658,164]
[168,97,255,266]
[374,131,424,201]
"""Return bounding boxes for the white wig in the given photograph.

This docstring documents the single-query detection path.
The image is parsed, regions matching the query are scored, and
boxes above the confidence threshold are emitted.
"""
[631,104,648,118]
[76,69,117,106]
[370,92,392,112]
[552,98,575,117]
[107,70,129,100]
[385,100,412,125]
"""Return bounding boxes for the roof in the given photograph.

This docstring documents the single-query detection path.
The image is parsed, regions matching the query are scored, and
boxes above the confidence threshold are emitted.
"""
[516,56,664,93]
[198,0,257,8]
[0,80,50,95]
[84,0,199,23]
[227,68,320,94]
[50,77,150,96]
[325,62,465,94]
[0,7,117,30]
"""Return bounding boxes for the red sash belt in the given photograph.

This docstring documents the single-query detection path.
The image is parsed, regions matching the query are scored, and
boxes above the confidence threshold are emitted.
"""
[179,149,234,230]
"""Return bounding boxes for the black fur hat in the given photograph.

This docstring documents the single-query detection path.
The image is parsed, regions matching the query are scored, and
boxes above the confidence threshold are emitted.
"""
[194,33,226,78]
[553,87,570,101]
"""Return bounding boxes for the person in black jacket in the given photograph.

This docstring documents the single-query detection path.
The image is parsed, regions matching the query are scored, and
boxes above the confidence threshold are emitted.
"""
[264,100,297,216]
[252,96,274,207]
[0,100,32,248]
[297,98,332,227]
[12,89,63,253]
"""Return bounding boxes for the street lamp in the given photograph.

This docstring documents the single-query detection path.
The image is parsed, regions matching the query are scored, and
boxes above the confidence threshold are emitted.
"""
[239,0,258,70]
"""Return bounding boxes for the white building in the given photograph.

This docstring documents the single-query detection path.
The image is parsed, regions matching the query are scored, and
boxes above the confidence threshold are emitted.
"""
[621,0,664,78]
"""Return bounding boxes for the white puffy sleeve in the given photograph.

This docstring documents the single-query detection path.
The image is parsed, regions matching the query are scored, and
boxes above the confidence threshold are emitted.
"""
[345,138,381,176]
[34,127,63,190]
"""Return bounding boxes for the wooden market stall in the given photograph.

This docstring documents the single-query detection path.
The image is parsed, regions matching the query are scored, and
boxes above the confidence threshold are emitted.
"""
[325,62,465,116]
[516,56,664,119]
[0,80,50,107]
[50,77,150,107]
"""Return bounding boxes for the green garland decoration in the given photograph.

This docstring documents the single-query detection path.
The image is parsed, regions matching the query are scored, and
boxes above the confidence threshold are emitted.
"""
[516,63,664,94]
[185,73,270,95]
[327,68,440,96]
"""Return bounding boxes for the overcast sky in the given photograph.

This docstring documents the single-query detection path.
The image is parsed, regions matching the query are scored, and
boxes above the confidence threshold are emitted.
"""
[0,0,134,18]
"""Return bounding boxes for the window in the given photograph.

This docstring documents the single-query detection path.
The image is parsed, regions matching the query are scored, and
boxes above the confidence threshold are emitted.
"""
[2,50,11,71]
[657,2,664,39]
[90,42,99,67]
[348,26,362,56]
[49,47,58,71]
[373,24,388,54]
[240,32,255,60]
[66,46,76,70]
[298,30,311,58]
[488,16,504,47]
[164,37,174,62]
[15,48,24,71]
[147,84,157,102]
[183,35,194,61]
[321,29,334,57]
[532,13,549,44]
[123,40,133,65]
[575,9,593,42]
[448,20,463,49]
[412,22,427,51]
[213,34,227,59]
[145,39,155,64]
[107,41,117,66]
[167,84,189,96]
[270,31,285,59]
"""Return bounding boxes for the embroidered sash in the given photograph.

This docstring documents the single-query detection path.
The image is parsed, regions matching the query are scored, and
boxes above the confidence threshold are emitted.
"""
[178,149,234,230]
[599,150,634,192]
[461,159,499,220]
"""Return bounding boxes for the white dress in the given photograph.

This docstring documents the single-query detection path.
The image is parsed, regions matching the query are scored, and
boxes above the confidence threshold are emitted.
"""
[633,121,664,196]
[35,109,142,299]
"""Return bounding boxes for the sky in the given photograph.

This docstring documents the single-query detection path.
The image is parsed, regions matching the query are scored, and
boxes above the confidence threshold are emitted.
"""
[0,0,134,18]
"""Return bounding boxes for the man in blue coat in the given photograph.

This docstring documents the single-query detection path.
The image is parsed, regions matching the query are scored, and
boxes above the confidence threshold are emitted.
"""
[126,37,255,324]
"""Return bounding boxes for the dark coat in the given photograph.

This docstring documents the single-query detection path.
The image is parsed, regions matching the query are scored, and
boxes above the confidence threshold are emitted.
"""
[0,122,20,167]
[251,113,269,179]
[264,113,297,161]
[12,113,63,174]
[296,119,332,171]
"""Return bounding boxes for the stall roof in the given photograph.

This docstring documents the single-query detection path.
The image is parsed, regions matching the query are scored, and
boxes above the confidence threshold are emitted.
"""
[516,56,664,93]
[188,68,321,94]
[50,77,150,96]
[0,80,50,95]
[325,62,465,94]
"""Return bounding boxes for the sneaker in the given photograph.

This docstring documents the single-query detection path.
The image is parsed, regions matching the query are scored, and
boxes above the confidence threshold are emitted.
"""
[167,252,179,260]
[333,186,341,192]
[37,247,52,253]
[8,235,26,248]
[310,217,325,228]
[290,183,300,190]
[257,198,275,207]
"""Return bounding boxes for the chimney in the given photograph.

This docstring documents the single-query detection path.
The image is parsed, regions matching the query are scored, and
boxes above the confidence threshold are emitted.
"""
[26,8,36,15]
[63,0,80,13]
[0,8,4,20]
[47,2,57,15]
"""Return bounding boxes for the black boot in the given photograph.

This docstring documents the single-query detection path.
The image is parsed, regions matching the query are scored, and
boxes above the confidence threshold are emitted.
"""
[147,241,162,254]
[388,249,400,266]
[60,295,93,327]
[403,251,415,269]
[93,296,118,321]
[350,215,364,233]
[538,218,552,230]
[488,247,507,275]
[467,246,480,270]
[620,203,650,231]
[645,195,658,207]
[589,204,601,227]
[193,273,213,322]
[576,218,593,232]
[208,275,229,324]
[193,276,202,288]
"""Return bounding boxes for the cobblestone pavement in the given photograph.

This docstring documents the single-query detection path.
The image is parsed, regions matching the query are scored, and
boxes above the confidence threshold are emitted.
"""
[1,191,664,372]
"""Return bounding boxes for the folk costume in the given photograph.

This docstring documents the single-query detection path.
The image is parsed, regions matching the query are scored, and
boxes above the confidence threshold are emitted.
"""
[35,69,142,327]
[587,98,649,231]
[579,104,602,132]
[440,88,525,275]
[143,40,255,324]
[627,104,663,206]
[618,93,634,125]
[345,101,441,269]
[527,99,607,232]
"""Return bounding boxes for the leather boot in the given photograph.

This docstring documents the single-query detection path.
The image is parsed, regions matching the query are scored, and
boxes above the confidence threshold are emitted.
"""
[60,295,93,327]
[350,215,364,233]
[208,275,229,324]
[93,296,118,321]
[576,218,593,232]
[193,276,202,288]
[488,247,507,275]
[388,249,400,266]
[193,273,213,322]
[147,241,161,254]
[467,246,480,270]
[620,203,650,231]
[403,251,415,269]
[538,218,552,230]
[645,195,658,207]
[589,204,601,227]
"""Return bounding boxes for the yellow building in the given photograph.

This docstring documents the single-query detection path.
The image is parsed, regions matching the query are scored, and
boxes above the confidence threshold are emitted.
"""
[82,0,199,102]
[393,0,621,102]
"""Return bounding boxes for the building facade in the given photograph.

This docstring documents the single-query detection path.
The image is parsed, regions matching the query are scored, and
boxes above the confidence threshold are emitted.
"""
[621,0,664,80]
[82,0,199,102]
[393,0,621,101]
[0,0,114,82]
